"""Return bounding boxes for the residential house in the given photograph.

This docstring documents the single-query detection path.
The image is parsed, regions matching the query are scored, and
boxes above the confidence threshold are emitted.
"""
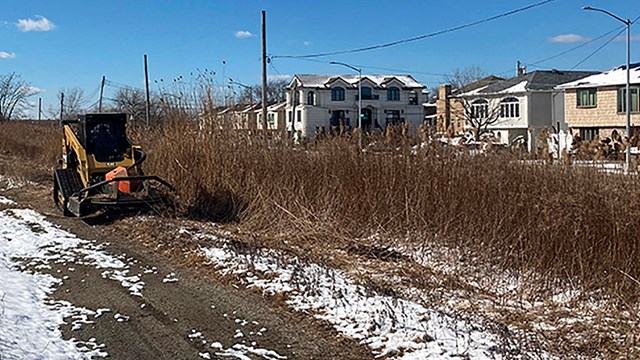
[442,69,596,151]
[436,75,504,134]
[556,63,640,141]
[285,74,426,139]
[256,102,287,131]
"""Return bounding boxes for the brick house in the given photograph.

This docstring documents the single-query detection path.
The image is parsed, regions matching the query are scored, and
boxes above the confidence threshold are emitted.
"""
[556,63,640,141]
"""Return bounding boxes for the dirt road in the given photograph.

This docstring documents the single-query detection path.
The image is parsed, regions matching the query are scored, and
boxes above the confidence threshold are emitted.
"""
[0,177,373,360]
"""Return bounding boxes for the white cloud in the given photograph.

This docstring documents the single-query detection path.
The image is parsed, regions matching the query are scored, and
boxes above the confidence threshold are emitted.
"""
[16,16,55,32]
[303,41,311,46]
[0,51,16,59]
[23,86,42,95]
[235,30,254,39]
[548,34,591,43]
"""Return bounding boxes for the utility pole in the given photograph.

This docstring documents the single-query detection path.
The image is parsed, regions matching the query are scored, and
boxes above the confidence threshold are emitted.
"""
[60,92,64,121]
[261,10,268,133]
[144,54,151,127]
[38,97,42,121]
[98,75,106,112]
[291,85,296,138]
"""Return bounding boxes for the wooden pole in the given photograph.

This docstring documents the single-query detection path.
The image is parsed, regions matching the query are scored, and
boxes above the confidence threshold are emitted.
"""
[60,92,64,121]
[261,10,268,133]
[144,54,151,127]
[38,97,42,120]
[98,75,106,112]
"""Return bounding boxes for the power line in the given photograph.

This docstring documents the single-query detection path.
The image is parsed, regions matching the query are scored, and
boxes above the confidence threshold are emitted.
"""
[570,15,640,70]
[571,28,627,70]
[271,0,556,59]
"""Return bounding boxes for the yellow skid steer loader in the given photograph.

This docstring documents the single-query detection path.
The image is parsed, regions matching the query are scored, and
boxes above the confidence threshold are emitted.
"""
[53,113,172,217]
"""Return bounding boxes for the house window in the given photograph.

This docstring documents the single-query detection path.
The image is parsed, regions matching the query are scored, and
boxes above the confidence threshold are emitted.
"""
[361,87,373,100]
[577,88,597,108]
[471,99,489,119]
[618,87,640,113]
[331,87,345,101]
[307,91,316,105]
[330,110,348,128]
[387,87,400,101]
[288,111,292,122]
[409,91,418,105]
[499,97,520,118]
[579,128,599,142]
[268,113,275,124]
[385,110,403,125]
[297,110,302,122]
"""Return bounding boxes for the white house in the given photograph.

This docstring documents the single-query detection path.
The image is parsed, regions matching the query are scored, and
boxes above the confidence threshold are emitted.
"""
[285,74,426,138]
[256,102,287,131]
[454,70,596,151]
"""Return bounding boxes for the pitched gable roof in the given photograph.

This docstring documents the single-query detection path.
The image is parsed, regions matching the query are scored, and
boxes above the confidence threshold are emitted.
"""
[557,63,640,89]
[459,70,597,96]
[290,74,424,89]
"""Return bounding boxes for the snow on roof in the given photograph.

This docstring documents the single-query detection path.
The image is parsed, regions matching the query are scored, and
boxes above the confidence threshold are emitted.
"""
[557,63,640,89]
[292,74,424,89]
[459,85,489,96]
[499,80,528,94]
[268,102,286,111]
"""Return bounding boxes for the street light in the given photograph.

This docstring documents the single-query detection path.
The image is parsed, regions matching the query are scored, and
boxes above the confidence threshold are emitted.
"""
[583,6,632,172]
[330,61,362,148]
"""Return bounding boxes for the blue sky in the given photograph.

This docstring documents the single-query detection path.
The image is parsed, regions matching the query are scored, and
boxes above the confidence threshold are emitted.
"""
[1,0,638,117]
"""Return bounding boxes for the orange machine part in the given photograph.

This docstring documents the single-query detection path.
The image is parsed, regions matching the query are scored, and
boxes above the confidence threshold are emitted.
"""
[106,166,132,193]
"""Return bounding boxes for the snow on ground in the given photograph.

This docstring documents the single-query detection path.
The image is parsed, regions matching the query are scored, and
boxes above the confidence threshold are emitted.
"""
[200,237,501,359]
[0,195,15,205]
[189,328,288,360]
[0,206,149,358]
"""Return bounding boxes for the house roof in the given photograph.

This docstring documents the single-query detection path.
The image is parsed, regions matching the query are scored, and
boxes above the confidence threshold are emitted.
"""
[452,75,504,95]
[459,70,597,96]
[290,74,424,89]
[556,63,640,89]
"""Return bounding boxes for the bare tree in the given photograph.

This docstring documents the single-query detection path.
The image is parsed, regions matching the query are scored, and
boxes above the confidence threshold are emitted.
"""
[111,88,147,124]
[453,97,501,140]
[57,87,87,119]
[236,78,288,105]
[0,72,38,121]
[444,66,487,92]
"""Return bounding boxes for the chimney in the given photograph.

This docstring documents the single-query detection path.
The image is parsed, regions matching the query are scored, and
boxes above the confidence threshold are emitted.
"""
[516,60,527,76]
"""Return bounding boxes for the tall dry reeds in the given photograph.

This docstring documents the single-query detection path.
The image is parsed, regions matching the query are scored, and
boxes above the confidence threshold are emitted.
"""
[1,117,639,301]
[134,115,640,301]
[0,120,59,179]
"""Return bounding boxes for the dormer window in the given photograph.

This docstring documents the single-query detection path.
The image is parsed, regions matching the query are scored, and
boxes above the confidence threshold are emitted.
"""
[331,87,345,101]
[387,87,400,101]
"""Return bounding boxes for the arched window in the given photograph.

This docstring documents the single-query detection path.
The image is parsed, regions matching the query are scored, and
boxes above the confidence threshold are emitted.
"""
[331,87,345,101]
[387,87,400,101]
[361,86,373,100]
[471,99,489,119]
[499,97,520,118]
[307,91,316,105]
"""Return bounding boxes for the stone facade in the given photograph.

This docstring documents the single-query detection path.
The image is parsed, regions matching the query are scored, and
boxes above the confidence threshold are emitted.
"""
[565,87,640,128]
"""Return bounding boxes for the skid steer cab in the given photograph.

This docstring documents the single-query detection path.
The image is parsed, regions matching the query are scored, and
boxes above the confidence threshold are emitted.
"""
[53,113,172,217]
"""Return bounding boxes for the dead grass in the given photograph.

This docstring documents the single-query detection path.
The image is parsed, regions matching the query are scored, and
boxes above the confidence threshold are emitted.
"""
[1,115,639,304]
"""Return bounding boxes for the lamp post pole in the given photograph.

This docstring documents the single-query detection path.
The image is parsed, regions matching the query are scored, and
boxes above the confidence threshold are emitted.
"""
[330,61,362,149]
[583,6,632,172]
